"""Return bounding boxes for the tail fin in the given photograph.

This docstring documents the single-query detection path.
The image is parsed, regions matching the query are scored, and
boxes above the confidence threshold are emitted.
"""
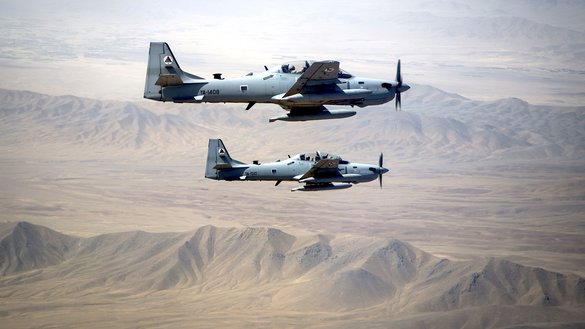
[144,42,203,101]
[205,139,243,179]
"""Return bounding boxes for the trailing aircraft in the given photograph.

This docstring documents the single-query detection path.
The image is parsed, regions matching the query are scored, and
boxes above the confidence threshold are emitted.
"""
[205,139,389,191]
[144,42,410,122]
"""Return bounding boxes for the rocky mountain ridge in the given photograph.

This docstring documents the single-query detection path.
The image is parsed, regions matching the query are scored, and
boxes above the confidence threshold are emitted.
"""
[1,221,583,315]
[1,87,583,161]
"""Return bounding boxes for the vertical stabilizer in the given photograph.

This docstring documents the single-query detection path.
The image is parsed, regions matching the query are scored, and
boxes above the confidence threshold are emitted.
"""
[205,139,241,179]
[144,42,202,101]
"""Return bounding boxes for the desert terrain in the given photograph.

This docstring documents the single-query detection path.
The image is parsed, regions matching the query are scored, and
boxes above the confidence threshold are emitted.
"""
[1,87,584,328]
[1,0,585,327]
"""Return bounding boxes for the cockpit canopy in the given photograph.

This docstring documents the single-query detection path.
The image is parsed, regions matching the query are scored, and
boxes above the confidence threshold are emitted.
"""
[267,61,353,78]
[282,60,311,74]
[292,152,342,162]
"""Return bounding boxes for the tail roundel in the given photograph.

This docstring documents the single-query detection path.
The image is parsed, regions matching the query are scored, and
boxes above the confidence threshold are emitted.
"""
[205,139,243,179]
[144,42,203,101]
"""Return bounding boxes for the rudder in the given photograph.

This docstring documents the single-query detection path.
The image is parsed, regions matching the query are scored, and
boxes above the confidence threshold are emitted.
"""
[144,42,202,101]
[205,139,239,179]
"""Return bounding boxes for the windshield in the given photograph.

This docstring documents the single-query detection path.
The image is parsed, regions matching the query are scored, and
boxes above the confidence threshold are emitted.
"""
[293,152,341,162]
[337,69,352,79]
[267,61,352,78]
[273,60,312,74]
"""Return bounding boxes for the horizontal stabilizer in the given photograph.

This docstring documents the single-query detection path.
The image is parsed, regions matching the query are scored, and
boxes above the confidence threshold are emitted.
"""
[213,163,233,170]
[144,42,204,101]
[206,139,247,180]
[155,74,183,86]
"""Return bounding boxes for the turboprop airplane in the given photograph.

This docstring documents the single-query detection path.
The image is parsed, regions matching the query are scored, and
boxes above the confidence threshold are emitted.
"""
[205,139,389,191]
[144,42,410,122]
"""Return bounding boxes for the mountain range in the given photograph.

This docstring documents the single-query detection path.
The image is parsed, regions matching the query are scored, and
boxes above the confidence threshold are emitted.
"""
[1,87,584,328]
[0,87,583,162]
[1,221,583,328]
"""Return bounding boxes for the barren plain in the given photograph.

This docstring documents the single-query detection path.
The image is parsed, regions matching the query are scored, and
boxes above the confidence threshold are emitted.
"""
[1,88,584,328]
[2,0,585,327]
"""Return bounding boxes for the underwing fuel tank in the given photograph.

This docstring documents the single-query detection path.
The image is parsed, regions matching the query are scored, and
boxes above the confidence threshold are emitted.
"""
[291,183,352,192]
[269,109,356,122]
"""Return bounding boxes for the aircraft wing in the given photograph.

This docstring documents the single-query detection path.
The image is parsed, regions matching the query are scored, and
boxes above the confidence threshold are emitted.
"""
[284,61,340,97]
[298,158,341,181]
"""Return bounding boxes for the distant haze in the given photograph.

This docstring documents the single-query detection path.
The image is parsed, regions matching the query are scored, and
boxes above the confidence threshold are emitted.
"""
[0,0,584,105]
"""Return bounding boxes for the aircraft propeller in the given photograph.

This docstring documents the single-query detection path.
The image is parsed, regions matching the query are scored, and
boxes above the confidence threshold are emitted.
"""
[379,153,384,188]
[369,153,388,189]
[394,60,411,111]
[382,60,410,111]
[395,60,402,111]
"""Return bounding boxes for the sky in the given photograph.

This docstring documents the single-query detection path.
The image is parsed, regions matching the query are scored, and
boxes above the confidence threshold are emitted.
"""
[0,0,584,106]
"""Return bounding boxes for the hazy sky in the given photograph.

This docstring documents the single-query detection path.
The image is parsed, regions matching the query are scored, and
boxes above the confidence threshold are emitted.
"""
[0,0,584,105]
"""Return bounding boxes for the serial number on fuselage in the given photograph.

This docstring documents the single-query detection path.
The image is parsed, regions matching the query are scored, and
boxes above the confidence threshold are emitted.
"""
[199,89,220,95]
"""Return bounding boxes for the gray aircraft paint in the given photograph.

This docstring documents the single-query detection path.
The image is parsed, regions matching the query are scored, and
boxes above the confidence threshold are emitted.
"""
[144,42,410,122]
[205,139,389,191]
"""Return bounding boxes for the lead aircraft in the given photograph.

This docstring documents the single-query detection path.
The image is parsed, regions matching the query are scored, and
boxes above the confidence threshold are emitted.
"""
[144,42,410,122]
[205,139,389,191]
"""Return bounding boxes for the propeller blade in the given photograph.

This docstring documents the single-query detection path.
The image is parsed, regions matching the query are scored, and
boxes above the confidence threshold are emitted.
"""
[395,92,401,111]
[379,153,384,188]
[396,59,402,87]
[394,60,404,111]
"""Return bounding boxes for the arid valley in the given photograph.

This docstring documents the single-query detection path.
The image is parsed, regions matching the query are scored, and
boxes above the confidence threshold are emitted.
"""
[2,1,585,327]
[1,87,584,328]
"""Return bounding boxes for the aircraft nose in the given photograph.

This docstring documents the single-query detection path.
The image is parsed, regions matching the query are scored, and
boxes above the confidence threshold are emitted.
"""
[381,167,389,174]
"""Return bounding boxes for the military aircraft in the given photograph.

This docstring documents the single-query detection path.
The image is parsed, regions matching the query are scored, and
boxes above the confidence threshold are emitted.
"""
[144,42,410,122]
[205,139,389,191]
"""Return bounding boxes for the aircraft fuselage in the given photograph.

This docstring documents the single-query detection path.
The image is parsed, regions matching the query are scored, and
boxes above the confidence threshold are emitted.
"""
[144,43,409,122]
[205,139,389,191]
[153,71,395,108]
[216,158,382,185]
